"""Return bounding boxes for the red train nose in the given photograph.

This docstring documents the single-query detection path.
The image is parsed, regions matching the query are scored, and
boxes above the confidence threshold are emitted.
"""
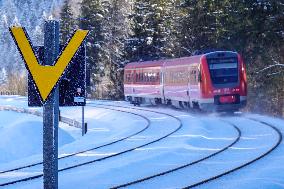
[219,95,236,104]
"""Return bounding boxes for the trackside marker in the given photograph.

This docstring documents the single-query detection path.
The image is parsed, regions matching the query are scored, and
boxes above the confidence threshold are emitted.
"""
[9,26,89,102]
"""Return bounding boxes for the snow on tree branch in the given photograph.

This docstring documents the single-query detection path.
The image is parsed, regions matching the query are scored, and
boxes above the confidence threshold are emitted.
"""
[256,53,284,76]
[256,64,284,75]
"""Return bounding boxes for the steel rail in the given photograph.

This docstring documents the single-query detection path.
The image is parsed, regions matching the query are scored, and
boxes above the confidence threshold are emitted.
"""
[103,104,281,189]
[109,110,280,189]
[0,104,182,187]
[182,118,282,189]
[111,120,241,189]
[0,105,150,186]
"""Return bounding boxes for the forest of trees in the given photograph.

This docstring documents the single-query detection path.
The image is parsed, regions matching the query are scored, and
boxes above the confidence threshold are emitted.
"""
[0,0,61,94]
[0,0,283,116]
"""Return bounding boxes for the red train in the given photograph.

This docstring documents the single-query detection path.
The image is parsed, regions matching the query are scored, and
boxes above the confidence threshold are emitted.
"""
[124,51,247,111]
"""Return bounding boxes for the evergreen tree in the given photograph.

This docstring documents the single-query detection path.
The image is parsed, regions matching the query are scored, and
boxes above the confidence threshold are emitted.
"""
[60,0,77,44]
[176,0,219,56]
[126,0,176,61]
[102,0,130,99]
[80,0,107,97]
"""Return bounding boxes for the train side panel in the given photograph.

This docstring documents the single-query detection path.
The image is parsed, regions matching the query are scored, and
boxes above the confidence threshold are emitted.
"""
[163,56,202,107]
[124,61,164,104]
[163,64,190,102]
[131,66,163,99]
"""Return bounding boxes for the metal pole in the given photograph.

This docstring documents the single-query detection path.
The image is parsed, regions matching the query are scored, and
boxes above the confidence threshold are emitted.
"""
[82,106,85,136]
[43,20,59,189]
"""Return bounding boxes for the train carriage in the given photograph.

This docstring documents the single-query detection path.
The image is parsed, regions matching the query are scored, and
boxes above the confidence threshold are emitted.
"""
[124,60,164,105]
[124,51,247,111]
[163,56,202,108]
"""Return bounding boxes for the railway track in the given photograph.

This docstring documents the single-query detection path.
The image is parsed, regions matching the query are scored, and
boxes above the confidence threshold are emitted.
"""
[91,104,241,189]
[182,118,282,189]
[0,106,150,175]
[101,104,281,189]
[0,104,182,187]
[0,103,281,188]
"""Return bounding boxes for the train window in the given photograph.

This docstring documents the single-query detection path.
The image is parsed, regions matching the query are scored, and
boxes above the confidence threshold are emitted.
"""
[135,73,138,82]
[125,73,131,83]
[129,73,132,82]
[126,74,129,82]
[190,69,197,84]
[207,57,238,85]
[156,72,159,82]
[141,72,143,82]
[149,73,153,82]
[136,73,139,82]
[145,73,148,82]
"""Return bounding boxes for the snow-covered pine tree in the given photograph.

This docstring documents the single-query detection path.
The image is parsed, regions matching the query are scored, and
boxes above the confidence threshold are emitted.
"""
[60,0,77,44]
[153,0,179,58]
[101,0,130,99]
[176,0,220,56]
[126,0,175,61]
[80,0,107,97]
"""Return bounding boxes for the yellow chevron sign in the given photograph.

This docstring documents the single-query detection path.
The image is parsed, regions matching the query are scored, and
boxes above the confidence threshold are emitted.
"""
[9,26,88,102]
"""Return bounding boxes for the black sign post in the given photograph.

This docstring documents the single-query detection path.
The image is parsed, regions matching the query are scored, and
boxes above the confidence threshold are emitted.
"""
[9,23,89,189]
[43,20,59,189]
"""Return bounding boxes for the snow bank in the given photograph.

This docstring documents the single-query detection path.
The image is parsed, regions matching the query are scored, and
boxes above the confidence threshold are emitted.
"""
[0,111,74,164]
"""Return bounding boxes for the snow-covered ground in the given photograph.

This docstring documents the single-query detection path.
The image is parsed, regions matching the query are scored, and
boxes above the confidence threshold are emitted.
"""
[0,96,283,189]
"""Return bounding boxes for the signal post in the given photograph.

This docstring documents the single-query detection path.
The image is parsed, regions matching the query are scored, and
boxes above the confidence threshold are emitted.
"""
[43,20,60,189]
[9,20,88,189]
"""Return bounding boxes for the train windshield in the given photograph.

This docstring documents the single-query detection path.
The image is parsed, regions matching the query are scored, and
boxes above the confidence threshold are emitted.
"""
[207,57,238,85]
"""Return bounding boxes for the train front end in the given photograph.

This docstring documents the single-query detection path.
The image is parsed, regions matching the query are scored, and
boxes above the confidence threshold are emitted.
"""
[199,51,247,112]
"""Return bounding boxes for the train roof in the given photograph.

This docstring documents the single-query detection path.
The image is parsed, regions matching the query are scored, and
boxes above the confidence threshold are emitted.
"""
[125,59,165,69]
[125,55,203,69]
[163,55,203,67]
[124,51,239,69]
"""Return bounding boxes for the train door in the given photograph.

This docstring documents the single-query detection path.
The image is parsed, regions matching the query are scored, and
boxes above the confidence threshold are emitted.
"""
[160,67,165,103]
[130,69,134,95]
[186,66,190,103]
[189,65,199,104]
